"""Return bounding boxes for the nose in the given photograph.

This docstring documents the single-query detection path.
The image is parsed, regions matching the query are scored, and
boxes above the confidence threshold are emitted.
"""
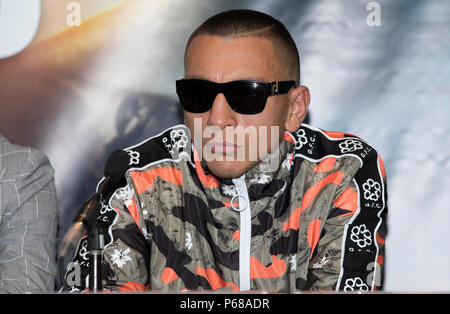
[207,93,237,129]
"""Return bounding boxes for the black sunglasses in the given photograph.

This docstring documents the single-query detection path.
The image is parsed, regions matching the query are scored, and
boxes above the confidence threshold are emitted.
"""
[176,79,296,115]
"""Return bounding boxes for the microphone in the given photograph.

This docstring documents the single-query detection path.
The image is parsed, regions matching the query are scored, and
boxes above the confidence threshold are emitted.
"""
[58,149,130,260]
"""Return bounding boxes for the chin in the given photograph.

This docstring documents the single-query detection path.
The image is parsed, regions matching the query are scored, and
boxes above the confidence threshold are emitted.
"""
[205,160,256,179]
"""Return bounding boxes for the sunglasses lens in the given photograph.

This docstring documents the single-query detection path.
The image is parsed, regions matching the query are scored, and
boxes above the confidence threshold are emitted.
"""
[176,80,271,115]
[226,81,267,114]
[176,80,215,113]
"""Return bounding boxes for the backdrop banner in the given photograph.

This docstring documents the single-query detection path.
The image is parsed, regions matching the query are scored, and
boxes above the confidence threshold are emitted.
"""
[0,0,449,292]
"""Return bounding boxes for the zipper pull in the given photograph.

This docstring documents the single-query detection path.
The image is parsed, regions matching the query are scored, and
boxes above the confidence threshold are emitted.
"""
[231,176,249,212]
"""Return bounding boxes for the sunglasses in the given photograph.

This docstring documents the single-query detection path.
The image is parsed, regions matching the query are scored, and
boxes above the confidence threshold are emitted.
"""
[176,79,296,115]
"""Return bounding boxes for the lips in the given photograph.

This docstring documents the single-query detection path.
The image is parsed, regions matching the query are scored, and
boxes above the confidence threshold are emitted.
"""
[207,141,239,154]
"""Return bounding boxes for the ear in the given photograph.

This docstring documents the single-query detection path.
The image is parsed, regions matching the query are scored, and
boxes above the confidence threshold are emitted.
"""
[285,85,310,133]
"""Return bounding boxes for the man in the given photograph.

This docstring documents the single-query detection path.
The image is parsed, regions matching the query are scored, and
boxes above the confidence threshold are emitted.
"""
[66,9,387,293]
[0,134,58,293]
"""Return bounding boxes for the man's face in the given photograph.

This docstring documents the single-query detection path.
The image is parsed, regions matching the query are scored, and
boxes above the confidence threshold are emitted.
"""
[183,35,296,179]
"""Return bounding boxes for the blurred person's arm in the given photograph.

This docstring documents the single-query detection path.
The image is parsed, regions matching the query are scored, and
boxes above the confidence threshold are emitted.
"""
[0,147,58,293]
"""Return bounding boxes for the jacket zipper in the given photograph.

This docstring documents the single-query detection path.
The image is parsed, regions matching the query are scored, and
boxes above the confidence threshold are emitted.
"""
[232,174,251,291]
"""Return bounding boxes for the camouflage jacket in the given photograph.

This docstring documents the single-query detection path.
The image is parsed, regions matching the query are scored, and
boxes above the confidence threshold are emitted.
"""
[65,123,388,293]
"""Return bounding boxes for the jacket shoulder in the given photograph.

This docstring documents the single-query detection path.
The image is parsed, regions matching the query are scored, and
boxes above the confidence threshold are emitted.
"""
[117,124,191,170]
[288,124,381,167]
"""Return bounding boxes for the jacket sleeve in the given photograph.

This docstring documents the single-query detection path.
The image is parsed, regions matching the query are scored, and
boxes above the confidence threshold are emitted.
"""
[65,180,150,292]
[305,152,388,292]
[101,181,150,291]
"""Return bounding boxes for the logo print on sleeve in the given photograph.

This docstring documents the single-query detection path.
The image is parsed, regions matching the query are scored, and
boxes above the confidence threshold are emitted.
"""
[170,129,189,152]
[338,139,363,154]
[293,127,317,156]
[343,277,369,292]
[79,240,89,262]
[125,149,140,166]
[350,224,373,249]
[362,178,381,201]
[294,129,308,149]
[159,126,191,159]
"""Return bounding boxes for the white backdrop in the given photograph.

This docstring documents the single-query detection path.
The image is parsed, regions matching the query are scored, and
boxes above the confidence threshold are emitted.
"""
[0,0,448,291]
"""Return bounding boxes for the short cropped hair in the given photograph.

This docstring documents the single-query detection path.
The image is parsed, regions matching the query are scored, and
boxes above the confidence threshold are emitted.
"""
[184,9,300,84]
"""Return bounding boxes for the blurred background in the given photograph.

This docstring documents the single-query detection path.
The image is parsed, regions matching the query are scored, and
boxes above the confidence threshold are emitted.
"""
[0,0,449,291]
